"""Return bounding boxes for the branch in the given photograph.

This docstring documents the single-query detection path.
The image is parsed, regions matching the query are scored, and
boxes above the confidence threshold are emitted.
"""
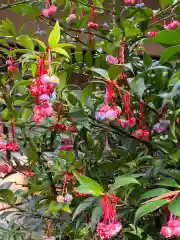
[73,0,116,15]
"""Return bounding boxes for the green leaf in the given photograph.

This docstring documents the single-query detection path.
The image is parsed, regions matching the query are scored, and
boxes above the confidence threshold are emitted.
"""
[91,205,102,231]
[11,4,40,18]
[49,201,63,215]
[32,38,46,50]
[85,51,93,67]
[0,189,14,204]
[58,71,67,90]
[156,178,180,189]
[140,188,171,201]
[160,45,180,64]
[74,172,104,196]
[80,83,93,106]
[53,47,69,58]
[108,65,123,80]
[135,199,169,223]
[110,177,140,191]
[153,30,180,45]
[19,35,34,51]
[91,67,109,80]
[48,20,60,47]
[131,77,146,99]
[31,63,37,77]
[143,52,152,67]
[160,0,174,8]
[169,198,180,216]
[75,45,83,62]
[21,109,32,122]
[111,28,123,38]
[26,142,38,168]
[126,27,142,38]
[72,197,97,220]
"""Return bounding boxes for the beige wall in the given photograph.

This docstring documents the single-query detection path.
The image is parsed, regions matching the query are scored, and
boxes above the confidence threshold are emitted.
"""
[0,0,163,56]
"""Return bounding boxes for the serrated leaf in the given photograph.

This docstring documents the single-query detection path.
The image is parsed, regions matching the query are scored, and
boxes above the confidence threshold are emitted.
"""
[72,197,97,220]
[156,178,180,189]
[48,20,60,47]
[140,188,171,201]
[169,197,180,216]
[74,172,104,196]
[135,199,168,223]
[110,177,140,191]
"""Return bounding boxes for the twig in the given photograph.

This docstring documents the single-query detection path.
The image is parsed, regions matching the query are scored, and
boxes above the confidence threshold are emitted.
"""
[73,0,116,15]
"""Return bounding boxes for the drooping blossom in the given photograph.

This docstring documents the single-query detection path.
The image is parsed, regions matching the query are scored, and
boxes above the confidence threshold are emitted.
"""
[106,55,119,65]
[96,105,121,121]
[160,213,180,238]
[135,0,145,7]
[41,0,57,17]
[124,0,135,4]
[97,194,122,239]
[153,120,169,133]
[164,20,180,30]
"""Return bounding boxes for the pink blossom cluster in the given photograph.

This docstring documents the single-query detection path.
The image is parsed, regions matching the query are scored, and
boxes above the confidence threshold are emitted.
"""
[29,74,57,123]
[97,222,122,239]
[160,217,180,238]
[0,164,13,173]
[133,128,150,141]
[7,56,17,73]
[0,140,19,152]
[95,105,121,121]
[164,20,180,30]
[41,5,57,17]
[106,55,119,65]
[124,0,135,4]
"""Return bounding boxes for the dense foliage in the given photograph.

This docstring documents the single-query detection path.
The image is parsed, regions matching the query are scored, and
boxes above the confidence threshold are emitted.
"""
[0,0,180,239]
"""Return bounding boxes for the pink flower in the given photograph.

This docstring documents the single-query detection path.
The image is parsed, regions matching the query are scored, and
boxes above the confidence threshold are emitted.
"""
[6,141,20,152]
[33,114,45,123]
[0,141,6,150]
[160,226,173,238]
[33,105,44,115]
[173,226,180,236]
[43,106,53,117]
[39,94,49,101]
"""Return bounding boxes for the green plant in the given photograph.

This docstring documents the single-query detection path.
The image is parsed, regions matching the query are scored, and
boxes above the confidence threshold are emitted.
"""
[0,0,179,239]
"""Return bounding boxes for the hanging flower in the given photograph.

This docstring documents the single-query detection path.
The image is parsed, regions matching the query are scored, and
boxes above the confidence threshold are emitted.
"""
[147,31,158,37]
[164,20,180,30]
[106,55,119,65]
[96,105,121,121]
[0,164,13,173]
[97,194,122,239]
[6,121,20,152]
[135,0,145,7]
[160,212,180,238]
[124,0,135,4]
[41,0,57,17]
[153,120,169,133]
[133,100,150,141]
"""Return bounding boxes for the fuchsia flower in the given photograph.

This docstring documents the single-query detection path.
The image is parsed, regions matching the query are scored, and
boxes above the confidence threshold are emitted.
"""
[0,164,13,173]
[6,141,20,152]
[106,55,119,65]
[164,20,180,30]
[96,105,121,121]
[124,0,135,4]
[160,213,180,238]
[41,1,57,17]
[66,14,77,24]
[0,141,6,150]
[97,194,122,239]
